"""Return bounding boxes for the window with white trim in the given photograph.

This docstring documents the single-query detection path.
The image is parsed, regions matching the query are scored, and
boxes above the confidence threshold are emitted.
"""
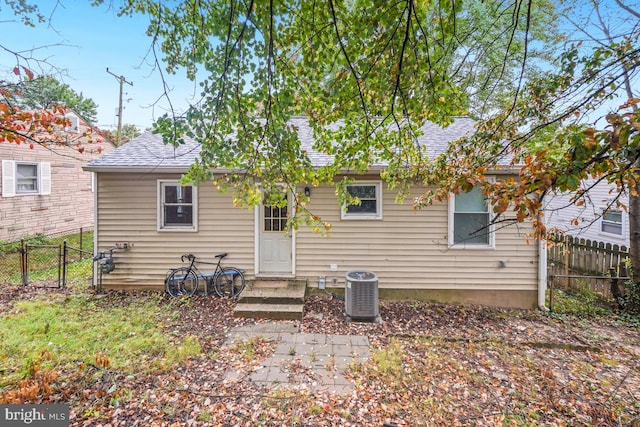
[2,160,51,197]
[448,184,494,248]
[158,180,198,231]
[16,163,39,193]
[342,182,382,220]
[601,209,623,235]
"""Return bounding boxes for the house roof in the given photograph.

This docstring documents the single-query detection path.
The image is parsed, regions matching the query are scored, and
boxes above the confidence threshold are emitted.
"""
[84,130,202,173]
[85,116,479,173]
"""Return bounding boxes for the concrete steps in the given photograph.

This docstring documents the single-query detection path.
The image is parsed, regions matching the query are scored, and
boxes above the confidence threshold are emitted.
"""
[233,303,304,321]
[233,279,307,321]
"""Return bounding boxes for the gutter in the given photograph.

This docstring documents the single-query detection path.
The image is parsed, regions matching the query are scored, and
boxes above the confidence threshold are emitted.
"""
[83,162,522,176]
[83,166,235,174]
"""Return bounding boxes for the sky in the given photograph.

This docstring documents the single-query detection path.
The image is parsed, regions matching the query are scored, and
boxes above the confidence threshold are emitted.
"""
[0,1,637,133]
[0,1,196,131]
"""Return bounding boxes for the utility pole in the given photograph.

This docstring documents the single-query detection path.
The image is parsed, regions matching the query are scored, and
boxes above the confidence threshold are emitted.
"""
[106,68,133,146]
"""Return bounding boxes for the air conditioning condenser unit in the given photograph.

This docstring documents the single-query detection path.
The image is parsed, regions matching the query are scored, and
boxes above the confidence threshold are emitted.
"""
[345,271,380,323]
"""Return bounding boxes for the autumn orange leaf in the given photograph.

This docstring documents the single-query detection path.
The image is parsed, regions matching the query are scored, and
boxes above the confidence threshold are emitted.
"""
[621,97,640,108]
[494,199,509,214]
[22,66,34,80]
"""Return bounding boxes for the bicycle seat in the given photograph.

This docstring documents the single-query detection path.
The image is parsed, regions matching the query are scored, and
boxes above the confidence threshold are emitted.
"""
[215,252,228,259]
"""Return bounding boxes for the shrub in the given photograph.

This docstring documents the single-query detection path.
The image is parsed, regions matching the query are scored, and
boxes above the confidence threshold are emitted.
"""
[549,287,609,316]
[623,279,640,314]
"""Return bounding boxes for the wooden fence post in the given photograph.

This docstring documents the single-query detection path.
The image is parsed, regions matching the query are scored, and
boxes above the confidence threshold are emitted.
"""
[610,266,626,309]
[549,275,555,312]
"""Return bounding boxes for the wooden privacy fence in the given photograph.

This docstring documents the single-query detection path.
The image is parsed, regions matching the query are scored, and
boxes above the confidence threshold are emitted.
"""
[547,233,629,300]
[547,234,629,276]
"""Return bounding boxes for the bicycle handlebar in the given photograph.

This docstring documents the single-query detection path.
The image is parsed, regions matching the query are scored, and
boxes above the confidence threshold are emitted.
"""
[181,253,196,262]
[180,253,228,263]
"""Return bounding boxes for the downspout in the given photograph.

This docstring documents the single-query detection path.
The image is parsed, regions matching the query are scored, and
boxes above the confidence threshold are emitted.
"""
[538,232,548,310]
[537,209,549,311]
[92,171,99,290]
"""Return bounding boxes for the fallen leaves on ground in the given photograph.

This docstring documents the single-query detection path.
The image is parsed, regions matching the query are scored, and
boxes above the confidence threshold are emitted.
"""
[1,287,639,426]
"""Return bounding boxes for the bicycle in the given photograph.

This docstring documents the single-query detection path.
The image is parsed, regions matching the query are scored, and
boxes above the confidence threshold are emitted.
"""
[164,252,245,298]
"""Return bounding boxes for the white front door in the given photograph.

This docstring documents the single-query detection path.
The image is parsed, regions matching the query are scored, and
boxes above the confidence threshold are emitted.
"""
[258,194,293,274]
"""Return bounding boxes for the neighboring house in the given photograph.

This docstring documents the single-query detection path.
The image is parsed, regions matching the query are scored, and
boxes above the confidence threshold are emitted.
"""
[543,178,630,248]
[0,110,115,242]
[85,117,546,309]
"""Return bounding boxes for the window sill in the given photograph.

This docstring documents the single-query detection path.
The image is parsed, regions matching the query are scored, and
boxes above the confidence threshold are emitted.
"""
[341,215,383,220]
[448,243,495,250]
[158,227,198,232]
[598,231,624,238]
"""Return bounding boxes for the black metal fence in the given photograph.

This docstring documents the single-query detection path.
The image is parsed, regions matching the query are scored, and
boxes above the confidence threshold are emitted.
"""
[0,228,94,288]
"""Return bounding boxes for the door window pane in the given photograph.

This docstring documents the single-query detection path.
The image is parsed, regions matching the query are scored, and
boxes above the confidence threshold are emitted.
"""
[263,196,288,232]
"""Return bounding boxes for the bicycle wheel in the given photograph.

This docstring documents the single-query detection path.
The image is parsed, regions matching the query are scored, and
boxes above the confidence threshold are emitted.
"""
[165,267,198,297]
[213,267,245,297]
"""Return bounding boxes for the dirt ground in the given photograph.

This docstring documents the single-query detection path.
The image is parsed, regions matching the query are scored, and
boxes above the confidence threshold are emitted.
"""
[1,287,639,426]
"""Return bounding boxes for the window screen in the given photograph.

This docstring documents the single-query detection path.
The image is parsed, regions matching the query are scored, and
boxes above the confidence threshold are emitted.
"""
[453,186,490,245]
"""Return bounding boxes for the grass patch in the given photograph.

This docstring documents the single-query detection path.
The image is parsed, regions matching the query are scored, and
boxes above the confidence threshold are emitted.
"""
[548,287,610,316]
[64,258,94,288]
[24,258,94,289]
[0,292,200,388]
[0,231,94,285]
[230,336,275,362]
[371,339,405,376]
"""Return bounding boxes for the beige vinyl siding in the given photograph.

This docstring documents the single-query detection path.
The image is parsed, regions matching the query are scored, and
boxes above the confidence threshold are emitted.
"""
[96,173,254,288]
[95,172,538,298]
[295,182,537,292]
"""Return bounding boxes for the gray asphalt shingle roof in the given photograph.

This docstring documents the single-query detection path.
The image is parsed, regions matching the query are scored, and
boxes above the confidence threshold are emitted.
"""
[85,131,202,171]
[85,116,477,172]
